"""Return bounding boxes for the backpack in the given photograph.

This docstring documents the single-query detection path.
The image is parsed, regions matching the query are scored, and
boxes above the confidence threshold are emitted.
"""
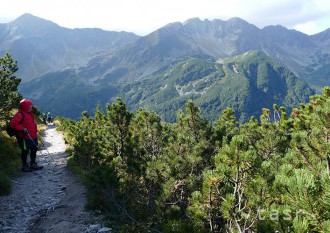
[6,112,24,137]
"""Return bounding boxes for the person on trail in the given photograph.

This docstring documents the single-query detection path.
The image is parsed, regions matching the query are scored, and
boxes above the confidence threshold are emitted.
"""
[42,113,47,125]
[10,99,43,172]
[47,112,53,124]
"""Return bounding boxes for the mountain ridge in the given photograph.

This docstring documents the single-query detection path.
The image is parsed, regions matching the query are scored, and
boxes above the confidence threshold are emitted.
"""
[0,13,140,81]
[44,14,327,85]
[0,14,326,120]
[1,14,329,82]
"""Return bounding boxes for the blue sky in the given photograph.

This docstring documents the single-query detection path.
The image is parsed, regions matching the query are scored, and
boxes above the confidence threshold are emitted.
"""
[1,0,329,35]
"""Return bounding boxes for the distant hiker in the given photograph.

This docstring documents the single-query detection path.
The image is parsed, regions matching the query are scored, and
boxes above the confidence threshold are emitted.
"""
[42,113,47,125]
[47,112,53,124]
[10,99,43,172]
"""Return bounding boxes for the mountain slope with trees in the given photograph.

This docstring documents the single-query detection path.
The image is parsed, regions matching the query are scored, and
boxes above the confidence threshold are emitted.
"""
[20,51,315,122]
[121,50,314,122]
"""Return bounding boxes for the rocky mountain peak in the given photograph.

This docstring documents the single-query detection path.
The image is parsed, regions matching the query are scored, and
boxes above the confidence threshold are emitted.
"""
[183,17,203,25]
[226,17,250,26]
[8,13,60,37]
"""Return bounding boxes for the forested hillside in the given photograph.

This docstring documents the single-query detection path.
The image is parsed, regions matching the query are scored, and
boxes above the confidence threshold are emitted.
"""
[20,51,315,122]
[58,87,330,232]
[121,51,314,122]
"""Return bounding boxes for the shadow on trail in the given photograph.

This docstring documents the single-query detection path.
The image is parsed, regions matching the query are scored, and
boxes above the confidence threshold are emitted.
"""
[39,124,58,148]
[39,140,51,148]
[46,124,56,129]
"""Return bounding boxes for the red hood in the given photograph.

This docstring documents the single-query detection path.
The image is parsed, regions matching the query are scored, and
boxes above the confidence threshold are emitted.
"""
[20,99,34,112]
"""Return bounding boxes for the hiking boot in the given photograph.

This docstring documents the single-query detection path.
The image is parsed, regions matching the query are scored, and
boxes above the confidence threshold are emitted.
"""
[22,164,31,172]
[30,162,43,170]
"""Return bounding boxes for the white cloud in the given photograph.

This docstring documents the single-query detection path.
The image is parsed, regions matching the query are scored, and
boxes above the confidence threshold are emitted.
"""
[0,0,329,35]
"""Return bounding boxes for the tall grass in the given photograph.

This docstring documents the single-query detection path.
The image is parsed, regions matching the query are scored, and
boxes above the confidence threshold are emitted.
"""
[0,133,20,195]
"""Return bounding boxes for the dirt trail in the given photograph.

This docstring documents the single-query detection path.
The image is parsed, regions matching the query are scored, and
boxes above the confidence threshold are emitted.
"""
[0,124,105,233]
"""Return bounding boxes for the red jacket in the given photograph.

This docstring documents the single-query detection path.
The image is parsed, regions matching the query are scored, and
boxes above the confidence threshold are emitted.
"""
[10,99,38,139]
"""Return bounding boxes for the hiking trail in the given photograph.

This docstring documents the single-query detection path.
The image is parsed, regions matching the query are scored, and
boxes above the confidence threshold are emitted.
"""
[0,124,109,233]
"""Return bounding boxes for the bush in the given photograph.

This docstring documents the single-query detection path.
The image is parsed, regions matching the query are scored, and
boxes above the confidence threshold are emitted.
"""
[0,133,20,195]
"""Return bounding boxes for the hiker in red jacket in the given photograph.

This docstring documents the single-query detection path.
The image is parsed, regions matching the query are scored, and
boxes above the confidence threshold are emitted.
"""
[10,99,43,172]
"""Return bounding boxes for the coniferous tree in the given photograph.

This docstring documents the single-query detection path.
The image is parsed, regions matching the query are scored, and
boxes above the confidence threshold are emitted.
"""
[57,87,330,232]
[105,98,133,160]
[273,87,330,232]
[161,100,212,227]
[198,134,264,232]
[212,107,239,146]
[128,109,169,223]
[0,53,21,120]
[70,111,94,170]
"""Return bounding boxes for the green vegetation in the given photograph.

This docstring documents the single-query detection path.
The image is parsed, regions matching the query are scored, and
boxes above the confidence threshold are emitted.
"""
[0,53,22,120]
[121,51,314,123]
[0,134,20,195]
[58,87,330,232]
[0,53,22,195]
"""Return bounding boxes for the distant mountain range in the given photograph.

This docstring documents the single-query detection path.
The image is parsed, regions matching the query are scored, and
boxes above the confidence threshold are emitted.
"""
[0,13,138,81]
[1,14,329,120]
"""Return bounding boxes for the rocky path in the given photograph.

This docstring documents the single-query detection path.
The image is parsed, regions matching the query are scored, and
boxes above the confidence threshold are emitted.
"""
[0,124,109,233]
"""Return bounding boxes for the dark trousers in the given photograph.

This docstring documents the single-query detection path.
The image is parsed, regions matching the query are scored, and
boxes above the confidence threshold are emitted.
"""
[16,137,38,166]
